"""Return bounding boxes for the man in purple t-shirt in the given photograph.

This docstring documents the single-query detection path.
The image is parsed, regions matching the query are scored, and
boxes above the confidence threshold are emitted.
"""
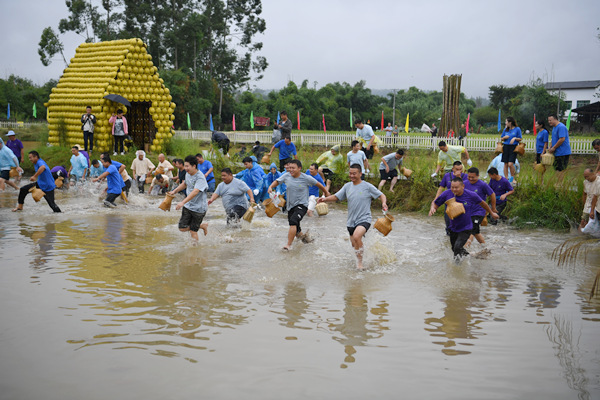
[434,161,468,235]
[5,131,24,163]
[463,167,496,246]
[430,177,498,261]
[487,167,514,225]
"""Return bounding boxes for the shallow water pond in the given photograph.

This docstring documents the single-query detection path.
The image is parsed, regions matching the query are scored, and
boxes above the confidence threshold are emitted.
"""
[0,186,599,400]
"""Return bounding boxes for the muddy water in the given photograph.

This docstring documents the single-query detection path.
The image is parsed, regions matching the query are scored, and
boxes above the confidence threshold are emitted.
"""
[0,184,599,400]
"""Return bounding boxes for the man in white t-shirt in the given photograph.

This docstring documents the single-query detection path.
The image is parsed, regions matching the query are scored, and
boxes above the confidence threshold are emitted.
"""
[581,168,600,231]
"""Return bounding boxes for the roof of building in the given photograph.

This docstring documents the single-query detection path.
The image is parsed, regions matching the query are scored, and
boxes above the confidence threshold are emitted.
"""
[572,101,600,114]
[544,81,600,90]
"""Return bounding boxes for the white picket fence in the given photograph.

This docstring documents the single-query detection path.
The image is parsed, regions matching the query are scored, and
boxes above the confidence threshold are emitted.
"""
[175,130,598,155]
[0,121,47,129]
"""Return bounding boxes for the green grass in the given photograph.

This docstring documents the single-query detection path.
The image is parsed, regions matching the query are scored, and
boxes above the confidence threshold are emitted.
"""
[0,124,49,142]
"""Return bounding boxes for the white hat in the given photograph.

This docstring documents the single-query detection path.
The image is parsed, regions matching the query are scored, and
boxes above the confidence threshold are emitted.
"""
[6,130,15,136]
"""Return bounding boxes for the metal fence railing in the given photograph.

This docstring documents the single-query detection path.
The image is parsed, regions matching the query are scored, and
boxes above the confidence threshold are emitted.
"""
[175,131,598,155]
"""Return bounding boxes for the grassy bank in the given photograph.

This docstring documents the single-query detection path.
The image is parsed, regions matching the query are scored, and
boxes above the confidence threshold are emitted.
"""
[23,136,591,231]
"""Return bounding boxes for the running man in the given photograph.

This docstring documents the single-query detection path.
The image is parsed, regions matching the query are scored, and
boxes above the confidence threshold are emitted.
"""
[12,151,61,213]
[318,163,388,270]
[0,137,22,190]
[378,149,404,192]
[92,154,125,207]
[431,141,472,177]
[463,167,496,246]
[208,168,255,224]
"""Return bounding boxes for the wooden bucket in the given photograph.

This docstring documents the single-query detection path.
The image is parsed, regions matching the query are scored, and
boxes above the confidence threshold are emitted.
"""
[533,163,546,173]
[401,167,413,178]
[29,187,45,202]
[374,213,395,236]
[242,205,255,223]
[158,193,175,211]
[481,216,488,226]
[277,194,286,209]
[541,153,555,166]
[263,198,280,218]
[9,167,19,178]
[55,176,64,188]
[445,197,465,220]
[261,154,270,164]
[514,142,525,155]
[315,202,329,216]
[494,142,503,155]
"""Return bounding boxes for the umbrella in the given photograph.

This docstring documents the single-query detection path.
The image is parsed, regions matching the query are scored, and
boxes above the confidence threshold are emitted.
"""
[103,94,131,107]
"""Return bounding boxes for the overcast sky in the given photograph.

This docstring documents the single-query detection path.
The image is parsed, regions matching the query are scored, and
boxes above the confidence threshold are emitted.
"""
[1,0,599,98]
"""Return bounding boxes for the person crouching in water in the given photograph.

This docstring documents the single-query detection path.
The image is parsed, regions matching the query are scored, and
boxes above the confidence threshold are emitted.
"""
[208,168,256,224]
[429,177,498,261]
[268,159,329,250]
[169,155,209,240]
[12,151,61,213]
[92,154,125,207]
[318,163,388,270]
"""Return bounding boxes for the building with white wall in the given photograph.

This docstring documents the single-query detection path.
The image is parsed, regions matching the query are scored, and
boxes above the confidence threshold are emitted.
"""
[544,80,600,112]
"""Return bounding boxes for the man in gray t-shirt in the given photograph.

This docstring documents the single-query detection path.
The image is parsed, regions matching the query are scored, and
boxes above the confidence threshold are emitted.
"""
[209,168,255,224]
[318,163,388,270]
[378,149,405,192]
[268,159,329,250]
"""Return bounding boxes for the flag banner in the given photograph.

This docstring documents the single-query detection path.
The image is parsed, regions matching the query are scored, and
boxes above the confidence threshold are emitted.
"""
[297,111,300,130]
[187,112,191,130]
[465,113,470,136]
[566,109,572,131]
[405,113,409,133]
[533,114,537,136]
[350,108,353,128]
[277,111,280,125]
[7,103,10,120]
[33,103,37,118]
[322,114,326,133]
[381,110,384,130]
[250,111,254,129]
[209,114,214,131]
[232,114,236,131]
[497,109,502,132]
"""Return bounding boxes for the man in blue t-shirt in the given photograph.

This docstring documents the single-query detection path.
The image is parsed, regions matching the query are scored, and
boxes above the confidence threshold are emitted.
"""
[92,154,126,207]
[268,137,298,172]
[547,114,571,172]
[195,153,215,192]
[487,167,514,225]
[12,151,61,213]
[430,177,498,261]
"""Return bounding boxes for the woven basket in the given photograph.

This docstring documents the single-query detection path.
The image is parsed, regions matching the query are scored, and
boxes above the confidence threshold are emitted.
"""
[263,198,280,218]
[445,197,465,220]
[494,142,503,155]
[261,154,271,164]
[481,216,488,226]
[533,163,546,173]
[158,193,175,211]
[242,205,255,222]
[401,167,413,178]
[514,142,525,155]
[277,194,286,209]
[315,202,329,216]
[156,166,165,175]
[9,167,19,178]
[145,175,153,184]
[55,176,64,188]
[541,153,555,166]
[374,213,395,236]
[29,187,45,202]
[120,191,128,204]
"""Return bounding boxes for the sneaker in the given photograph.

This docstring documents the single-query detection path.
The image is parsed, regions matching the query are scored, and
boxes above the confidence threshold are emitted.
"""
[103,200,117,208]
[121,152,125,155]
[113,152,117,156]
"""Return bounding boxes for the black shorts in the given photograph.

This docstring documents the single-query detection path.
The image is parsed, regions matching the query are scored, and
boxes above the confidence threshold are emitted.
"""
[363,146,374,159]
[471,215,484,235]
[347,222,371,236]
[288,204,308,231]
[227,205,247,224]
[0,170,9,180]
[554,155,570,171]
[178,207,206,232]
[379,168,398,181]
[535,153,542,164]
[322,168,335,181]
[501,144,518,163]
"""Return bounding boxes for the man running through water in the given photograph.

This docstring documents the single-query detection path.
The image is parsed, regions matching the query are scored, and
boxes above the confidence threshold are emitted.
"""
[318,164,388,270]
[12,151,61,213]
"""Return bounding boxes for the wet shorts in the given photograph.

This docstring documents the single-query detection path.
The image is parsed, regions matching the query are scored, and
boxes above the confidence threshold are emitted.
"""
[379,168,398,181]
[0,170,9,180]
[347,222,371,236]
[179,207,206,232]
[471,215,484,235]
[321,168,335,181]
[288,204,308,230]
[554,155,570,171]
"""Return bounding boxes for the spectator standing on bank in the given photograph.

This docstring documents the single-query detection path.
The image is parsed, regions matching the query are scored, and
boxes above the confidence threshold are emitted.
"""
[109,109,128,155]
[81,106,97,152]
[547,114,572,172]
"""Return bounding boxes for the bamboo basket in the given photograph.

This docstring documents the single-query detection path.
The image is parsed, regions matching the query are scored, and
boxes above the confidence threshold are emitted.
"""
[55,176,64,188]
[277,194,286,209]
[158,193,175,211]
[494,142,503,155]
[533,163,546,173]
[541,153,555,166]
[242,204,256,223]
[120,191,128,204]
[156,166,165,175]
[514,142,525,155]
[374,213,395,236]
[445,197,465,220]
[261,154,271,164]
[481,216,488,226]
[29,187,45,202]
[401,167,413,178]
[145,175,153,184]
[315,202,329,216]
[9,167,19,178]
[263,198,280,218]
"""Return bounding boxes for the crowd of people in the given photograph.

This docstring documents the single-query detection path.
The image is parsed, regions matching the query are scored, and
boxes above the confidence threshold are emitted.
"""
[1,113,599,268]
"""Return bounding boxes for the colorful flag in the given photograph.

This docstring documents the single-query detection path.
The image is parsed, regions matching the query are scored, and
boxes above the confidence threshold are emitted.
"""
[381,110,384,130]
[7,103,9,120]
[209,114,214,131]
[277,111,280,125]
[405,113,409,133]
[187,112,191,130]
[322,114,326,133]
[465,113,470,136]
[33,103,37,118]
[350,108,353,128]
[250,111,254,129]
[497,109,502,132]
[533,114,537,136]
[297,111,300,130]
[566,109,572,131]
[232,114,236,131]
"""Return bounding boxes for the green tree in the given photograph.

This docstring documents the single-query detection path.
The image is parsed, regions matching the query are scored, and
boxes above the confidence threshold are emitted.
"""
[38,27,67,67]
